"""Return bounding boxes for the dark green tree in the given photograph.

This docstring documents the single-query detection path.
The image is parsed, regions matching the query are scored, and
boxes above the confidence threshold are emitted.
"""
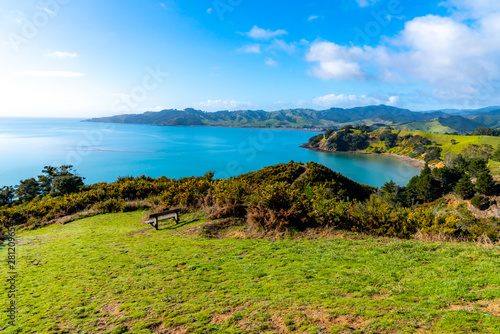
[475,170,495,196]
[432,167,463,194]
[468,159,488,178]
[424,147,442,162]
[38,165,85,196]
[16,178,40,203]
[0,186,14,206]
[453,176,475,199]
[324,129,334,139]
[51,175,85,196]
[381,180,402,206]
[406,171,439,203]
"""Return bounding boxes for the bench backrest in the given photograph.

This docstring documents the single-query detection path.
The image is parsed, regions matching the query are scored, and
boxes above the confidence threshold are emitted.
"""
[149,208,181,218]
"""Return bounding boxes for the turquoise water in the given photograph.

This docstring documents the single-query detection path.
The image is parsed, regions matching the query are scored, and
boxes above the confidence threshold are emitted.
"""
[0,118,420,188]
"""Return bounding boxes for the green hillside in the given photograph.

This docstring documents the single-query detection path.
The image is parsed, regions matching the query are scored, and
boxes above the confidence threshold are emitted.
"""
[397,119,457,134]
[2,211,499,333]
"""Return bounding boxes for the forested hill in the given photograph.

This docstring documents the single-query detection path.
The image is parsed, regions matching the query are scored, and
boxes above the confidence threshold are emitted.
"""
[84,105,446,128]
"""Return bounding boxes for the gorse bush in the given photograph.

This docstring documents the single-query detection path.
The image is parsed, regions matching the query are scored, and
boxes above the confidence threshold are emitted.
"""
[205,179,251,219]
[247,182,312,231]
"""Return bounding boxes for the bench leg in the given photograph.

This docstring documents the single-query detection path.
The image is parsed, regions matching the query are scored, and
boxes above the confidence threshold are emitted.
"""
[155,217,159,230]
[175,213,179,224]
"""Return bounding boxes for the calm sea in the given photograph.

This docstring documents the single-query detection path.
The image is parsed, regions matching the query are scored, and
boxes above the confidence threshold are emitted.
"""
[0,118,420,188]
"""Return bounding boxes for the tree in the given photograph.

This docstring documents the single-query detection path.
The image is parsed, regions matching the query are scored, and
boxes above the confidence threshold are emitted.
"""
[0,186,14,206]
[424,147,442,163]
[38,165,85,196]
[381,180,402,206]
[468,159,488,178]
[406,170,440,203]
[432,167,463,194]
[453,176,475,199]
[16,178,40,203]
[379,130,398,149]
[475,170,495,196]
[51,175,85,196]
[450,154,469,171]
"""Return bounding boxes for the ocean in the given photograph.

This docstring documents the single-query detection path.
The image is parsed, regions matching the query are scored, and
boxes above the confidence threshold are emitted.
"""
[0,118,420,188]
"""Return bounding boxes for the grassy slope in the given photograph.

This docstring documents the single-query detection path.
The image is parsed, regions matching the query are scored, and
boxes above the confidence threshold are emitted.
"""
[397,131,500,155]
[397,121,455,134]
[2,212,500,333]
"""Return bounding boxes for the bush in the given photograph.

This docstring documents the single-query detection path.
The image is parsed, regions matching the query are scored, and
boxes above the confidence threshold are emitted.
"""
[348,195,415,238]
[205,179,250,219]
[247,182,312,231]
[471,195,491,211]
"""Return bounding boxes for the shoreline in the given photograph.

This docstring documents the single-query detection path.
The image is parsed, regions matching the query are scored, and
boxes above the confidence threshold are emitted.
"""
[300,143,427,170]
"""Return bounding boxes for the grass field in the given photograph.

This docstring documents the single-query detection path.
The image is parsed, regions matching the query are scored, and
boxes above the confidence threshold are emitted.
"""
[1,211,500,333]
[397,131,500,156]
[397,121,456,134]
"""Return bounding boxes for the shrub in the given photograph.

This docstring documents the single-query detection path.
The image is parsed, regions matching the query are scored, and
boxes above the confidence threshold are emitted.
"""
[92,199,125,213]
[247,182,312,231]
[205,179,251,219]
[348,195,415,238]
[471,195,491,211]
[475,171,496,196]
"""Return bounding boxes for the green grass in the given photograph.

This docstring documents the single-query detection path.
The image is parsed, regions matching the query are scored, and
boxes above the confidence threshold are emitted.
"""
[2,211,500,333]
[397,131,500,156]
[398,121,456,134]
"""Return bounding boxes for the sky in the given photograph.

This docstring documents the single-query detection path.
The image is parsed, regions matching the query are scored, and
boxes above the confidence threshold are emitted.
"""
[1,0,500,117]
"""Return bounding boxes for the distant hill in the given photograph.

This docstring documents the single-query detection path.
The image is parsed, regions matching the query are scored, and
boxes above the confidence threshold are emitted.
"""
[85,105,446,129]
[397,116,485,133]
[85,105,500,133]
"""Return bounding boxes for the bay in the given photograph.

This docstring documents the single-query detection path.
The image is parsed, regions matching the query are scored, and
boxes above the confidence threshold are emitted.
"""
[0,118,420,188]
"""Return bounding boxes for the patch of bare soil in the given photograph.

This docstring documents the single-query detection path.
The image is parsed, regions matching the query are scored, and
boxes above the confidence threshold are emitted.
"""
[448,299,500,317]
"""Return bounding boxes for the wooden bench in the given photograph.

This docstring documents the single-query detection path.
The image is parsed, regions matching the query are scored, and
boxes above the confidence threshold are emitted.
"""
[145,208,181,230]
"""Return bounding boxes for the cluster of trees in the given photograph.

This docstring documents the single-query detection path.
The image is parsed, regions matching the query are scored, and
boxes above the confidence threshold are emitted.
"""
[380,155,497,209]
[0,166,84,206]
[325,127,370,152]
[472,127,500,137]
[379,129,398,149]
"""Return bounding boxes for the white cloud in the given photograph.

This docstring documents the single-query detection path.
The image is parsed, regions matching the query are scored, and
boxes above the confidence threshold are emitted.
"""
[237,44,261,54]
[313,94,399,108]
[308,15,319,21]
[207,8,213,14]
[19,71,85,78]
[194,99,254,111]
[246,26,287,40]
[158,3,166,9]
[355,0,380,8]
[306,42,365,80]
[44,51,78,59]
[265,58,278,66]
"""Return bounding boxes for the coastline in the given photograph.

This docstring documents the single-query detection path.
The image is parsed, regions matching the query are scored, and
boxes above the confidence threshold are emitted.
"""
[83,120,324,133]
[300,143,427,170]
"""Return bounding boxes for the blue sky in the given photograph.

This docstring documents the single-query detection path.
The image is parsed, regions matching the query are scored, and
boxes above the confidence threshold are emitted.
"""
[1,0,500,117]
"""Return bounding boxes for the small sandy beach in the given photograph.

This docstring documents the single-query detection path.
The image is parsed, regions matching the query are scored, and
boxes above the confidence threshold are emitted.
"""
[300,143,427,170]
